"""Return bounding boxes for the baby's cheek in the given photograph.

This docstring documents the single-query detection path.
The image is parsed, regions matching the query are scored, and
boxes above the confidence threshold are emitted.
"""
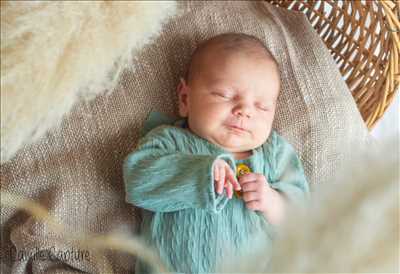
[254,122,272,144]
[202,109,225,124]
[191,110,222,134]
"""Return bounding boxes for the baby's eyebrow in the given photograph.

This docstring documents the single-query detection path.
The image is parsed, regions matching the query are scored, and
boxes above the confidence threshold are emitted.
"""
[207,79,228,86]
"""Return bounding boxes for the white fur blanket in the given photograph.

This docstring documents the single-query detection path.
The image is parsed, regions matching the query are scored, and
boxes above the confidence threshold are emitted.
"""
[0,1,177,163]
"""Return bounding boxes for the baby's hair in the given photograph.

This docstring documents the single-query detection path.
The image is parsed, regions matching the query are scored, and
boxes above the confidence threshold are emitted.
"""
[185,32,280,84]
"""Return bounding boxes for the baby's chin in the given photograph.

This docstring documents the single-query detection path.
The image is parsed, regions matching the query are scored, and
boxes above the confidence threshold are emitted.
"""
[211,136,259,153]
[189,125,263,152]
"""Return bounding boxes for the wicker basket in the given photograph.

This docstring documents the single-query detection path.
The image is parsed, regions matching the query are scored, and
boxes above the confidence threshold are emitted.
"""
[267,0,399,129]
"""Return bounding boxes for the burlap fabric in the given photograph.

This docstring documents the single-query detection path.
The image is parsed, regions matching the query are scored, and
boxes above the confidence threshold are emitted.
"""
[1,1,371,273]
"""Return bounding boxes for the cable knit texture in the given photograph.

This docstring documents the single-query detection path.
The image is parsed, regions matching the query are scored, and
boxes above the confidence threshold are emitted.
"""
[123,113,310,273]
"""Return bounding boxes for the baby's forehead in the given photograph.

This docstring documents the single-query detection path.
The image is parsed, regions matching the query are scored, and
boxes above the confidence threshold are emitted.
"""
[200,51,280,81]
[195,42,271,65]
[192,49,278,82]
[187,37,278,83]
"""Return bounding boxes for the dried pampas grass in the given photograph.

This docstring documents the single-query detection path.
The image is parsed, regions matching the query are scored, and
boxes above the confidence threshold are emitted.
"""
[1,192,169,274]
[224,137,399,273]
[0,1,177,163]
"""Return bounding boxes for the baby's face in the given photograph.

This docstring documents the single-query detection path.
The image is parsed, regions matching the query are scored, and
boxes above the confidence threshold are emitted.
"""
[178,51,280,154]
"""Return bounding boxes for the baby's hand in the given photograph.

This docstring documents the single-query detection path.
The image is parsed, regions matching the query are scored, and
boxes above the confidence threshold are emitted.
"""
[239,173,286,225]
[213,159,241,199]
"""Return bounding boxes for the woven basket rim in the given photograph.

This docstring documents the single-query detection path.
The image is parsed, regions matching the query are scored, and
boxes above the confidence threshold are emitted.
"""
[268,0,399,130]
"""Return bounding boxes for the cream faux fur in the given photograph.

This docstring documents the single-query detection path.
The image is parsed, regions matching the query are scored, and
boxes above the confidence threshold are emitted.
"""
[0,1,177,163]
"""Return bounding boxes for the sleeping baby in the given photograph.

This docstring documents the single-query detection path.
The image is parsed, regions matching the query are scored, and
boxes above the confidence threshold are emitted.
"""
[123,32,310,274]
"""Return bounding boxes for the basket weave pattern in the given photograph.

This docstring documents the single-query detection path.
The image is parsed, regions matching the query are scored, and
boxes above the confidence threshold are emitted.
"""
[268,0,399,129]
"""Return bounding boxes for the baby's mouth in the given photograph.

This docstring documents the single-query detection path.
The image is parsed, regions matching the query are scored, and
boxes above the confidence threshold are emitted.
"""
[225,124,249,134]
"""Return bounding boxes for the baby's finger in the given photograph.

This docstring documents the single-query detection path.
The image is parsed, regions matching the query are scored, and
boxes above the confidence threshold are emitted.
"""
[218,166,225,194]
[225,179,233,199]
[214,165,223,195]
[214,179,222,195]
[238,173,259,184]
[241,181,259,192]
[242,191,259,202]
[226,167,241,191]
[214,164,219,182]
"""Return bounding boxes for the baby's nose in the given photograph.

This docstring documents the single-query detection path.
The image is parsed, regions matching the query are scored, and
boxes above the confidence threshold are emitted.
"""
[233,104,252,118]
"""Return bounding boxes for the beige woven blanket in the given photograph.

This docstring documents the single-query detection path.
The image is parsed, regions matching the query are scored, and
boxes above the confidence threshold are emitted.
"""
[1,1,370,273]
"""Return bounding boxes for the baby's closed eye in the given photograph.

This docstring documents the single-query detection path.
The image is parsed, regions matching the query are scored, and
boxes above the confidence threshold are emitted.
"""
[255,103,269,111]
[211,91,233,100]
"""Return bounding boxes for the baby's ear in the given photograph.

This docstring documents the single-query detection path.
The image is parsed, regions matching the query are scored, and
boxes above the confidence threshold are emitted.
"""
[177,77,189,117]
